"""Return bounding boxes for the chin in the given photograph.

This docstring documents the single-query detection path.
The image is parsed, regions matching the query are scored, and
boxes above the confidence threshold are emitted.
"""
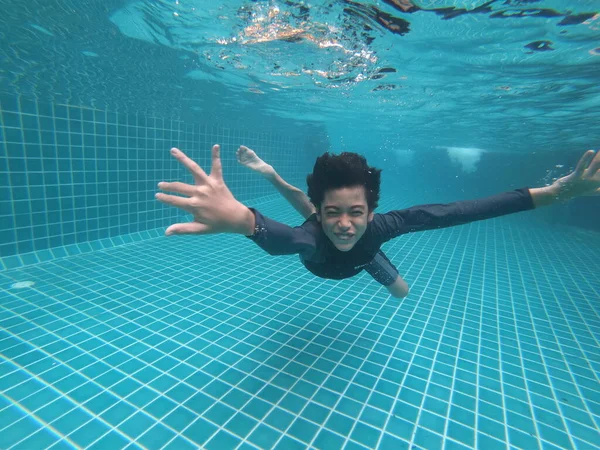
[335,242,355,252]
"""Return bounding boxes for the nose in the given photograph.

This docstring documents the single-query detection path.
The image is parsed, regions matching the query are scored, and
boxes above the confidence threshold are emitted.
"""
[338,215,352,230]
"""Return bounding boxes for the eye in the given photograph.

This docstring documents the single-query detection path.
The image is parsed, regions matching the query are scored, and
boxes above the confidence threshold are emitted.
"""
[351,211,363,216]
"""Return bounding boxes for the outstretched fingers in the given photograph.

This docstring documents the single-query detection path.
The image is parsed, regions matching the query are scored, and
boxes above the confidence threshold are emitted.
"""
[171,147,208,184]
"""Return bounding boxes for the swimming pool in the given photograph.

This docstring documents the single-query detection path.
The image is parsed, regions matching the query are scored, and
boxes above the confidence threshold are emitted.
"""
[2,0,600,449]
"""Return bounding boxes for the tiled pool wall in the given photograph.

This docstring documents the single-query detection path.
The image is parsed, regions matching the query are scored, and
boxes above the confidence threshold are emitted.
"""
[0,94,322,269]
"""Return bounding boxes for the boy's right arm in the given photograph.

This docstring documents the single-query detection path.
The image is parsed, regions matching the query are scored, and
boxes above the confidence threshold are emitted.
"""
[245,208,317,256]
[156,145,316,256]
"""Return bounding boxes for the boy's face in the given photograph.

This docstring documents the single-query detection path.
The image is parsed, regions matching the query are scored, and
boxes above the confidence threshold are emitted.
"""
[316,185,374,252]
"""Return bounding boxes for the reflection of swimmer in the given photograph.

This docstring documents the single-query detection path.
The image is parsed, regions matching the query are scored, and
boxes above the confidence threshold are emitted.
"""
[382,0,420,13]
[237,4,333,46]
[156,145,600,299]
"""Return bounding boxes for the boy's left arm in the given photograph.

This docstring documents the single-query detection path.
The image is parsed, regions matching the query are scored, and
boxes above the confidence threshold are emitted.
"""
[372,187,534,243]
[371,149,599,243]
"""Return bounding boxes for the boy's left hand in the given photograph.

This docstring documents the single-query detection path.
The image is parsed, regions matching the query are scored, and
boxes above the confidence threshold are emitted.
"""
[551,150,600,201]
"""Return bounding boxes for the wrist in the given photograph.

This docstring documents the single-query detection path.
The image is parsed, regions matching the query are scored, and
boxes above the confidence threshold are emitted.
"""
[231,204,256,235]
[529,185,560,208]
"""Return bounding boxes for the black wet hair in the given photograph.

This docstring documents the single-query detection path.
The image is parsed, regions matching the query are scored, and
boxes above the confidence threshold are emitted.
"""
[306,152,382,211]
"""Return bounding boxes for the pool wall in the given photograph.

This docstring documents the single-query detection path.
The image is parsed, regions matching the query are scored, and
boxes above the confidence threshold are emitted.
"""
[0,94,326,269]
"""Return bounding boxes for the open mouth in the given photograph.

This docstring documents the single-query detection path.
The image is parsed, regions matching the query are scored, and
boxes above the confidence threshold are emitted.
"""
[335,233,354,241]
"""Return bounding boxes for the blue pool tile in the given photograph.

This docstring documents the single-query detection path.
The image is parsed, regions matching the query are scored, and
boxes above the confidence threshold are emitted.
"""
[144,395,177,419]
[313,428,345,450]
[273,435,306,450]
[419,410,446,435]
[399,387,423,407]
[478,415,505,441]
[88,431,130,450]
[3,416,43,447]
[350,421,381,448]
[181,418,218,446]
[378,432,410,450]
[413,425,442,449]
[572,437,600,450]
[69,419,111,447]
[163,435,198,450]
[424,395,449,416]
[336,397,363,418]
[447,420,474,447]
[368,391,394,412]
[162,406,197,432]
[36,396,77,423]
[477,432,506,449]
[100,401,137,427]
[392,400,419,423]
[538,422,572,449]
[565,419,600,445]
[450,404,475,427]
[443,439,472,450]
[385,415,414,441]
[53,408,94,435]
[0,403,23,430]
[225,412,258,438]
[221,388,251,410]
[257,384,287,404]
[204,401,236,426]
[288,417,319,443]
[508,426,539,449]
[243,397,272,420]
[138,423,177,449]
[203,379,232,399]
[205,430,241,450]
[279,392,307,414]
[326,411,354,436]
[343,440,370,450]
[301,401,330,425]
[120,411,157,439]
[248,423,281,449]
[313,387,339,408]
[359,405,387,428]
[265,407,295,431]
[165,382,197,404]
[148,374,179,393]
[506,410,536,435]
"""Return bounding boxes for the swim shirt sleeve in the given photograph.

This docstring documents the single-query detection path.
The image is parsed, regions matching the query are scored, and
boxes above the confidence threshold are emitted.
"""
[371,188,535,243]
[245,208,317,257]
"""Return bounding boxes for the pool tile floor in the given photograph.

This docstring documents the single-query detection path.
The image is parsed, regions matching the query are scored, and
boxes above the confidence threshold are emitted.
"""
[1,199,599,449]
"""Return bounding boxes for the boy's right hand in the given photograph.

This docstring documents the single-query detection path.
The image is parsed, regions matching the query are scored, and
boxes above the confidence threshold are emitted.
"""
[156,145,256,236]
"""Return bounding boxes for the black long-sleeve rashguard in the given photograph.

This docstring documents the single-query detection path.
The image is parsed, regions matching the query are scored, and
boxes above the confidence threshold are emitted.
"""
[246,188,535,281]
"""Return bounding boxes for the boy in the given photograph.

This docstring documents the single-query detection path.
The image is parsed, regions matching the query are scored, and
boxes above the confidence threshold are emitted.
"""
[156,145,599,298]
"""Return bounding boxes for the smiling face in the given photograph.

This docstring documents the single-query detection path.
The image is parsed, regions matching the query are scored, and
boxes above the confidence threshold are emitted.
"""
[316,185,374,251]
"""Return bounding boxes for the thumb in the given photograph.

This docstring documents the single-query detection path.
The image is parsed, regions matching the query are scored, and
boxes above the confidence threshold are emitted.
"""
[166,222,210,235]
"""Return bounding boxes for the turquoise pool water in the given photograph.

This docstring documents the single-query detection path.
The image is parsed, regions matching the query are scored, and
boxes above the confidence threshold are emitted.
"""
[2,0,600,449]
[2,196,599,449]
